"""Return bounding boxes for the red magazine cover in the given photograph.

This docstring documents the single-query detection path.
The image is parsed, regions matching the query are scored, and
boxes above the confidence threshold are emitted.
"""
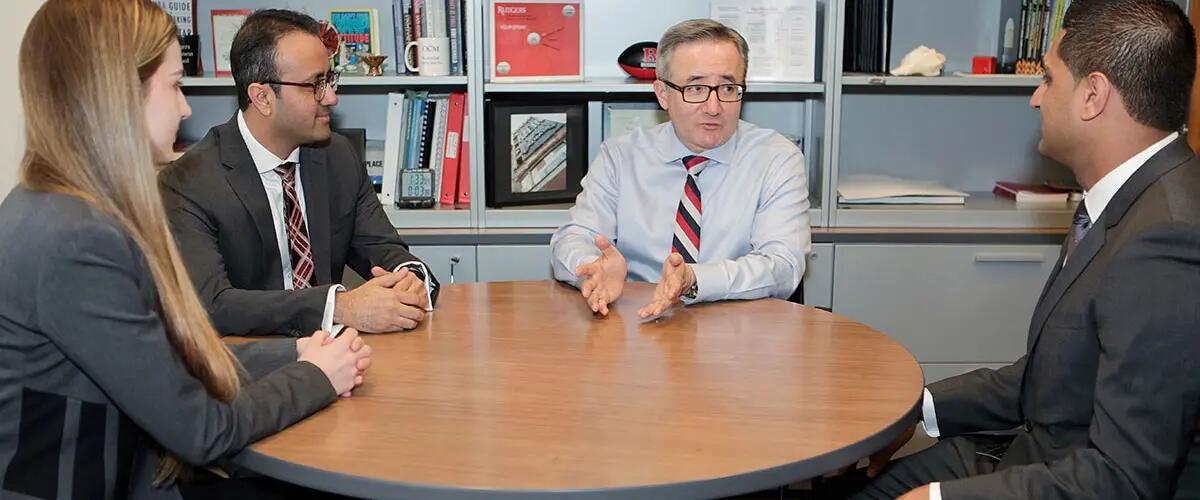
[490,1,583,81]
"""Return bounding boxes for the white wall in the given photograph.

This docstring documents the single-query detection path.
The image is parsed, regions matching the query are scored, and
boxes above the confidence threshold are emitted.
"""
[0,1,44,197]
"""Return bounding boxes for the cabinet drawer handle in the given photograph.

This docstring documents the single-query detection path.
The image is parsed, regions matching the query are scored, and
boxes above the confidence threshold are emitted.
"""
[973,253,1046,263]
[449,256,461,283]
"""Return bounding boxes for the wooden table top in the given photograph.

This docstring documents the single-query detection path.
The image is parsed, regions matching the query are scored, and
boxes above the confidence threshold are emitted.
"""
[236,281,924,499]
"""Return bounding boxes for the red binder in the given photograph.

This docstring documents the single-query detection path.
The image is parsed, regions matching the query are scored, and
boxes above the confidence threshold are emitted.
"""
[456,99,471,205]
[438,92,466,205]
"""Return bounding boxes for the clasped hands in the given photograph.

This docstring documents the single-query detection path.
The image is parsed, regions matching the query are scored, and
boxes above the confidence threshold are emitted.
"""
[574,235,695,318]
[333,266,430,333]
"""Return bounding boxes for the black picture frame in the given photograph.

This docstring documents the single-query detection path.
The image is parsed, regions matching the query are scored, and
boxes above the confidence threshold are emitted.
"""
[485,101,587,207]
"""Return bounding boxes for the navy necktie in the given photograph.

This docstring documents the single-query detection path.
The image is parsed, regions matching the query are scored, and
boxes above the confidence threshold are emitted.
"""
[1064,202,1091,261]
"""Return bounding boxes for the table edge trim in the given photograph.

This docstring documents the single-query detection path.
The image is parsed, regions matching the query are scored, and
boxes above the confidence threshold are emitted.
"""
[234,395,922,499]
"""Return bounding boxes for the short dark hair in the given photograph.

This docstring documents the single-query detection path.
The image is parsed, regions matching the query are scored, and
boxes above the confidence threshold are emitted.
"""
[230,9,322,110]
[1059,0,1196,131]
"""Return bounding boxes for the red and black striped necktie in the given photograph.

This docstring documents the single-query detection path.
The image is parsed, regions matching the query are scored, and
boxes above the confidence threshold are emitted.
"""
[274,162,315,289]
[671,155,709,264]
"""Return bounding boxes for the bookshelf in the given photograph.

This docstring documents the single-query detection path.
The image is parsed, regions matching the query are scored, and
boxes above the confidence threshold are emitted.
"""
[484,78,826,94]
[181,75,470,87]
[179,0,832,230]
[182,0,479,230]
[835,194,1075,228]
[176,0,1190,232]
[469,0,835,228]
[840,74,1043,88]
[827,0,1086,230]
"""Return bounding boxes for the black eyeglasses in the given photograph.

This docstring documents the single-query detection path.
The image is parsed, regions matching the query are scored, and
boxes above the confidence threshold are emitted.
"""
[262,71,340,101]
[659,79,746,103]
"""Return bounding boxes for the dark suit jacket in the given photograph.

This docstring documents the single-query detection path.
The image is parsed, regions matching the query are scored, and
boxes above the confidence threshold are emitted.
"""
[929,137,1200,499]
[160,116,438,336]
[0,187,335,499]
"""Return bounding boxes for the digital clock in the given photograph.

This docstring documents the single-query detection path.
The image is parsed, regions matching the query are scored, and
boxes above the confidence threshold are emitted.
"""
[397,169,436,208]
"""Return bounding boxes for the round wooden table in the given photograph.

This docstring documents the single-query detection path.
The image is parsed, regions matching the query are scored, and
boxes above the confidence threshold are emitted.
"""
[236,281,923,499]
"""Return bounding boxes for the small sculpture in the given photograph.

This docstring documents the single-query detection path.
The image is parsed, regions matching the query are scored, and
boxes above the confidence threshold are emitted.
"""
[890,46,947,77]
[359,53,388,77]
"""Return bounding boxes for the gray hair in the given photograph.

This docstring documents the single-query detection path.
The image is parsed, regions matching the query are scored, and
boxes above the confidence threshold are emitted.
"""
[655,19,749,82]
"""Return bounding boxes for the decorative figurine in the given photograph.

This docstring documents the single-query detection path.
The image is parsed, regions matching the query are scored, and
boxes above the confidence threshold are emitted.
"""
[359,53,388,77]
[890,45,947,77]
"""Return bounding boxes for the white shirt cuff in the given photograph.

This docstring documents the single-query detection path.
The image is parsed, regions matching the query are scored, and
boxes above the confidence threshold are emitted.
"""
[685,263,726,304]
[929,482,942,500]
[324,284,347,337]
[921,388,941,438]
[393,261,435,312]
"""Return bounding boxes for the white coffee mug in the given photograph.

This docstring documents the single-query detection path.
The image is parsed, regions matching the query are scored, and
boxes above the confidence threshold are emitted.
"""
[405,37,451,76]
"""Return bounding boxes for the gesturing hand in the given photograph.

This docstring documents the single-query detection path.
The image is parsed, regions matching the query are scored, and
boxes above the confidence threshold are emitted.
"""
[638,252,695,318]
[574,235,627,316]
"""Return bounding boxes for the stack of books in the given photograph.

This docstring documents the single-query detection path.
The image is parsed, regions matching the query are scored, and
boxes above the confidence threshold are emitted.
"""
[992,181,1078,204]
[839,174,968,205]
[329,1,469,77]
[843,0,894,74]
[996,0,1072,74]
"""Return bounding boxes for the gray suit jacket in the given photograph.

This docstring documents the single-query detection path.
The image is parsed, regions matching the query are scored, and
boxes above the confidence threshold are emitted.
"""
[0,187,337,499]
[930,137,1200,499]
[160,116,438,337]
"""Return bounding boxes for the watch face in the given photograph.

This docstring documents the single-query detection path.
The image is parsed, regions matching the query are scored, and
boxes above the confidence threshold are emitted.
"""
[403,264,426,281]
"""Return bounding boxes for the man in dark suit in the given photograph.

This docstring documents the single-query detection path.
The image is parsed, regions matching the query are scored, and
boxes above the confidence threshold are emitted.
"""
[851,1,1200,498]
[161,9,438,337]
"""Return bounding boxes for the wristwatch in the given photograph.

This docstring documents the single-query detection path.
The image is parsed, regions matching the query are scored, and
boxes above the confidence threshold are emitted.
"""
[402,263,427,282]
[681,281,698,300]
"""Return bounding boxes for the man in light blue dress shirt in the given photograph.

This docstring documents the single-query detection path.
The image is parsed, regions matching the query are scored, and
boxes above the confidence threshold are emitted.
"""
[550,19,811,317]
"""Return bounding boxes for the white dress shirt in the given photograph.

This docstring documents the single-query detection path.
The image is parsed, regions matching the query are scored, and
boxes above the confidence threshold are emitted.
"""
[236,111,343,333]
[550,120,811,302]
[920,131,1179,499]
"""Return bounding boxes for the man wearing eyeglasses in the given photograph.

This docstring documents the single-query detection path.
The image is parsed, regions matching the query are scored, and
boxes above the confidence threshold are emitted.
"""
[551,19,811,317]
[160,9,438,337]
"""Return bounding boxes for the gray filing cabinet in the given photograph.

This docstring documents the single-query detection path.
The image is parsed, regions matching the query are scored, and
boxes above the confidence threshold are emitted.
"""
[477,245,553,282]
[407,245,478,284]
[832,244,1059,382]
[803,243,834,309]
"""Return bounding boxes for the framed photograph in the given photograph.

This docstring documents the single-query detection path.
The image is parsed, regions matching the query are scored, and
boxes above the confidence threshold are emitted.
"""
[489,1,584,82]
[211,9,251,77]
[602,102,669,141]
[486,102,586,207]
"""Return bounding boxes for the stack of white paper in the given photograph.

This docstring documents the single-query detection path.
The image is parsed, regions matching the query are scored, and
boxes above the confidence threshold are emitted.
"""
[838,174,970,205]
[711,0,817,82]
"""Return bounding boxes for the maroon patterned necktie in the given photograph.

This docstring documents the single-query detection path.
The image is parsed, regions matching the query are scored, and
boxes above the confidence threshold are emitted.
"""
[671,155,709,264]
[274,162,314,289]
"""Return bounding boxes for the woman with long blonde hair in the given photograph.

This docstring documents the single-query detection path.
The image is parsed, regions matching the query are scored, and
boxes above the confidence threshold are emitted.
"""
[0,0,371,497]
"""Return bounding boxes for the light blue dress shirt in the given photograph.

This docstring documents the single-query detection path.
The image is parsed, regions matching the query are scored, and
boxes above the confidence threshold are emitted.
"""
[551,120,811,302]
